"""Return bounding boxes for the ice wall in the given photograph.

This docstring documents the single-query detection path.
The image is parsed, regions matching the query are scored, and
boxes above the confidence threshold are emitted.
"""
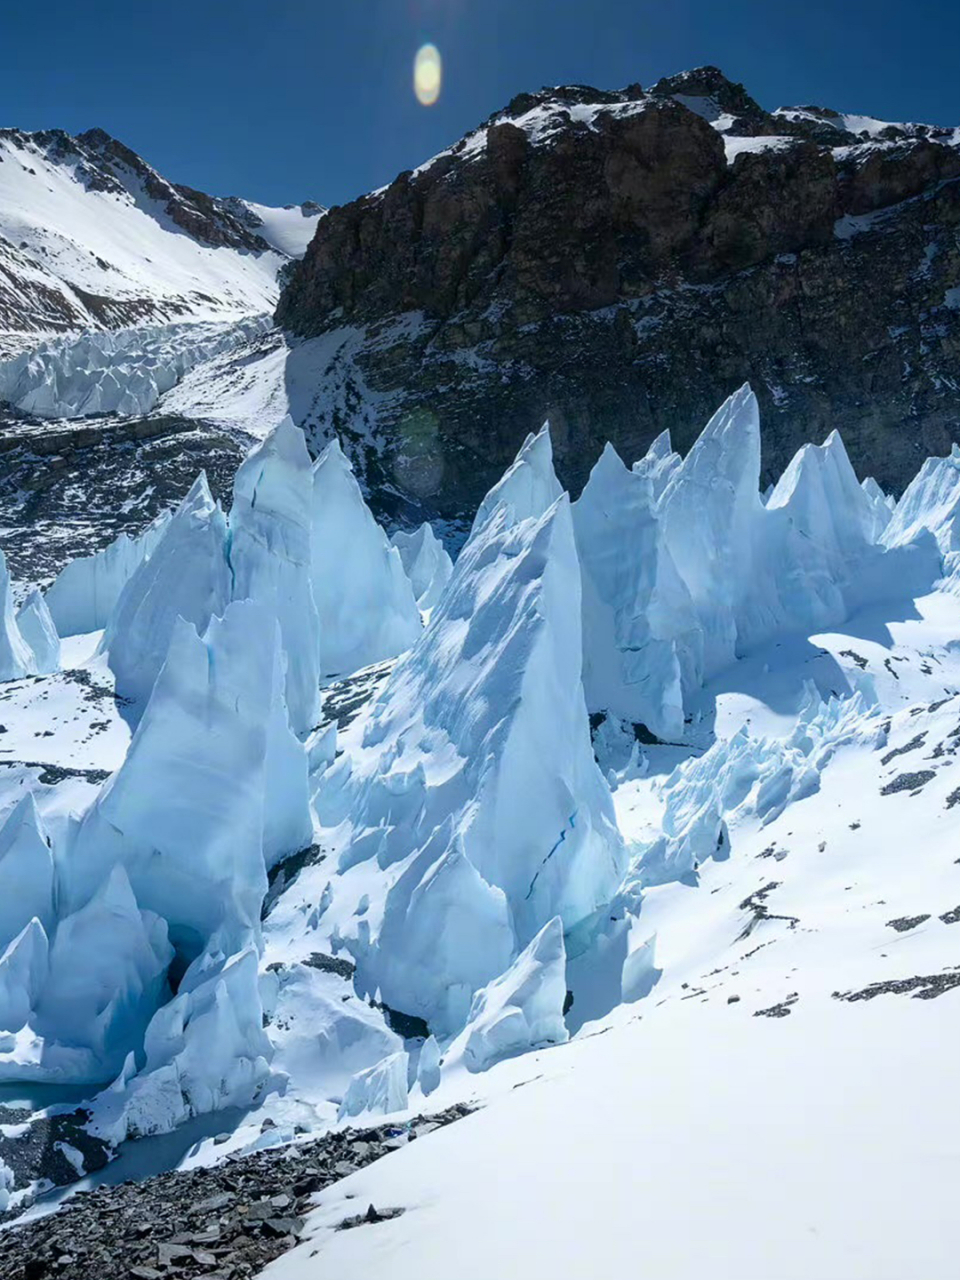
[316,479,624,1034]
[102,474,230,714]
[391,522,453,611]
[228,416,321,737]
[310,438,421,677]
[45,512,170,638]
[0,549,34,682]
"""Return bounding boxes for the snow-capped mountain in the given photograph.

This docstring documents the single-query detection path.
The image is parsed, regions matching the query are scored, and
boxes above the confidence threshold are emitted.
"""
[0,125,323,355]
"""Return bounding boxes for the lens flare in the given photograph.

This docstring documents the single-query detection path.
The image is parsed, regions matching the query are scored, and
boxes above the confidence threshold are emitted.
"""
[414,43,442,107]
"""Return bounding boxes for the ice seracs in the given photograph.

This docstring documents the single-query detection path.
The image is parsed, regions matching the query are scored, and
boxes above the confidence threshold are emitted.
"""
[861,475,895,540]
[448,917,570,1074]
[338,1050,409,1121]
[0,794,55,951]
[575,387,940,739]
[15,590,60,675]
[60,601,309,1123]
[0,920,49,1036]
[228,415,321,737]
[310,437,421,677]
[102,473,230,714]
[0,549,34,682]
[391,523,453,611]
[632,427,681,499]
[634,686,884,887]
[882,443,960,582]
[573,442,688,741]
[69,600,310,934]
[658,383,765,689]
[93,947,272,1142]
[45,512,170,638]
[32,865,172,1081]
[312,465,624,1034]
[468,421,563,537]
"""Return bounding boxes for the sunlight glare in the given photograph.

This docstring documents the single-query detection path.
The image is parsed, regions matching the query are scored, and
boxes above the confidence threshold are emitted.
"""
[414,43,442,106]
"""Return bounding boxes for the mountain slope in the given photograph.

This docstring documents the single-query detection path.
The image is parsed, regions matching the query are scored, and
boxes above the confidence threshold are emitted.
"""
[0,126,323,354]
[276,66,960,519]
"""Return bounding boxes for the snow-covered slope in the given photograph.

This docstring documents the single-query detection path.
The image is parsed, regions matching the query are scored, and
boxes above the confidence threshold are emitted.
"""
[0,126,322,354]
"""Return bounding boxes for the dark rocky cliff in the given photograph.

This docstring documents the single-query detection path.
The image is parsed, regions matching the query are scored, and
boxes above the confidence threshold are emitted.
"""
[276,68,960,523]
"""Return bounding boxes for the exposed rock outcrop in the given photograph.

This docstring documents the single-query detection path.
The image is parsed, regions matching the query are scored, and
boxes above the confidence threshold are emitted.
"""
[277,67,960,521]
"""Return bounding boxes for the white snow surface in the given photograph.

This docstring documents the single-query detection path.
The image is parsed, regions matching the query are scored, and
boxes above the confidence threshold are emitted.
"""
[225,200,325,259]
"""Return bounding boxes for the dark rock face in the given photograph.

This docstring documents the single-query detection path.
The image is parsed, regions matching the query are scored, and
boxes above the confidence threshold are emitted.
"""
[277,67,960,523]
[0,412,243,584]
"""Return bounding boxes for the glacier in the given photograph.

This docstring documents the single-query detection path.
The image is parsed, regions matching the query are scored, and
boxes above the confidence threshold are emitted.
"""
[0,317,270,420]
[3,369,960,1227]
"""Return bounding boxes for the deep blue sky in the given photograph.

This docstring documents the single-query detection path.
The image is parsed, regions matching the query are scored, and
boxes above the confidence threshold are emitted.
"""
[4,0,959,209]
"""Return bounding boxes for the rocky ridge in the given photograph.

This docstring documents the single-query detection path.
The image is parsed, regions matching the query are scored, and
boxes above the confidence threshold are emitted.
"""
[277,66,960,521]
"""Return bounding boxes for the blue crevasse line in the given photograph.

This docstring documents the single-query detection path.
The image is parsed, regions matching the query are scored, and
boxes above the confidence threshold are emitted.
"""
[525,808,578,901]
[224,528,237,594]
